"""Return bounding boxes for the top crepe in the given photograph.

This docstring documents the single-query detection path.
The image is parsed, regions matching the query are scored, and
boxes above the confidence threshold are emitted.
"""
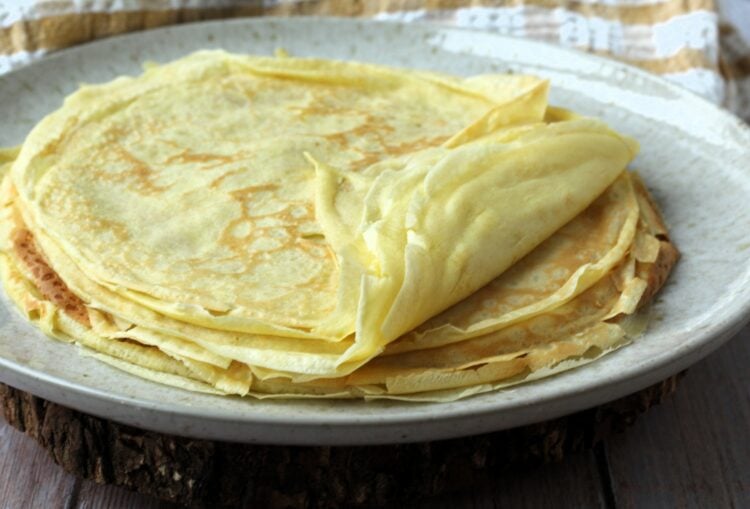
[5,50,642,385]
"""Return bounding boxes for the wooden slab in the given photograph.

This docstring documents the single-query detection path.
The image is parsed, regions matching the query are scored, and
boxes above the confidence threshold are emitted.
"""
[605,332,750,508]
[0,375,680,508]
[0,422,77,509]
[424,449,609,509]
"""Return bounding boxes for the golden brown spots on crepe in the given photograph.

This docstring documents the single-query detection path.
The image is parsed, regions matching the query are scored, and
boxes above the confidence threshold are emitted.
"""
[110,145,172,194]
[11,229,90,326]
[219,184,331,264]
[350,134,452,171]
[635,241,679,309]
[164,149,237,168]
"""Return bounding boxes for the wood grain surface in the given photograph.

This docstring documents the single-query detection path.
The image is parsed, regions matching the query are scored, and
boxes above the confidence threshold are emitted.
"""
[1,327,748,508]
[605,328,750,509]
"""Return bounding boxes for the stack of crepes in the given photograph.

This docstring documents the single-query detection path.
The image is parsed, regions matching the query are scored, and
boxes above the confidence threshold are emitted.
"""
[0,51,678,401]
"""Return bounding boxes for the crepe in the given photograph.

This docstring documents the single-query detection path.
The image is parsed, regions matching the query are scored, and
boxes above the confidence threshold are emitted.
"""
[0,51,677,400]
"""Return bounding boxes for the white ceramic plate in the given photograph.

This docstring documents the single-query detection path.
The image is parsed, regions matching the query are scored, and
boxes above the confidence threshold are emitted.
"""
[1,18,749,446]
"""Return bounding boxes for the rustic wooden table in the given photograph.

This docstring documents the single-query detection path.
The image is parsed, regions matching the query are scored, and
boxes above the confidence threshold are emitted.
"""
[1,325,748,509]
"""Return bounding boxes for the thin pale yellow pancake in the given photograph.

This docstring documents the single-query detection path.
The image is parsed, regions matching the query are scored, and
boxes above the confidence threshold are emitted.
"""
[0,51,677,400]
[8,51,638,378]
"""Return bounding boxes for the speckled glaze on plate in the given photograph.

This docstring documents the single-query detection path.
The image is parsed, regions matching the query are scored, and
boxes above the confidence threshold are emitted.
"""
[1,18,749,446]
